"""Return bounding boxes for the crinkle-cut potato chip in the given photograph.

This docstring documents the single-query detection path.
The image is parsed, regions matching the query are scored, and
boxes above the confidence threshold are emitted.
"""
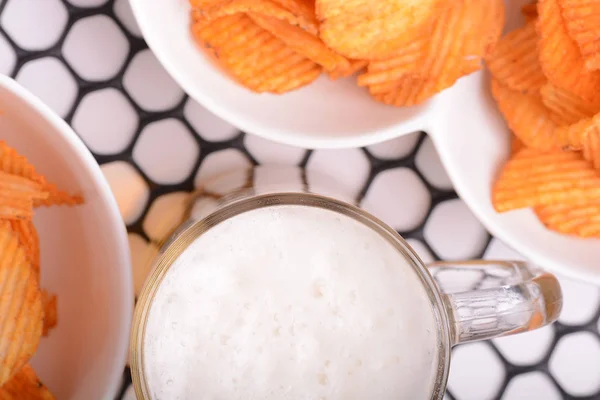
[540,83,600,125]
[492,148,600,212]
[248,13,350,73]
[33,184,83,208]
[0,172,48,220]
[558,0,600,71]
[358,0,504,106]
[522,1,538,21]
[327,59,368,80]
[0,143,44,185]
[317,0,448,60]
[193,14,321,93]
[486,22,546,94]
[193,0,318,35]
[357,37,429,87]
[0,364,54,400]
[555,113,600,168]
[40,291,57,338]
[0,222,43,386]
[10,221,39,281]
[537,0,600,103]
[491,79,561,149]
[535,202,600,238]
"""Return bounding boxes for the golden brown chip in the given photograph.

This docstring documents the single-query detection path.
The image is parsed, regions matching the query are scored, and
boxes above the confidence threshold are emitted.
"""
[248,13,350,73]
[317,0,448,60]
[555,113,600,168]
[40,290,57,337]
[535,202,600,238]
[537,0,600,103]
[193,0,318,35]
[492,148,600,212]
[540,83,600,125]
[486,22,546,94]
[491,79,561,149]
[558,0,600,71]
[0,222,43,386]
[193,14,321,93]
[10,220,39,281]
[0,364,55,400]
[358,0,504,106]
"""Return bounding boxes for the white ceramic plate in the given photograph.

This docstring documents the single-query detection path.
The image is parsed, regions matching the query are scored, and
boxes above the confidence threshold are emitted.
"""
[0,76,133,399]
[130,0,600,284]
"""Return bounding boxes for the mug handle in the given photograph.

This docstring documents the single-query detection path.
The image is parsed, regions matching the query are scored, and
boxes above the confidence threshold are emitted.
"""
[427,260,562,345]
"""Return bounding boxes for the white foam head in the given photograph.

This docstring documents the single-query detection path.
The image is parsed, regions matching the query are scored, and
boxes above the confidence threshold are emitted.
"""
[143,204,440,399]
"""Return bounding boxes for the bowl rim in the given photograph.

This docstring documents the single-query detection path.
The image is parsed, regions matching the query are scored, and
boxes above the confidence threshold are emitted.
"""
[0,75,133,400]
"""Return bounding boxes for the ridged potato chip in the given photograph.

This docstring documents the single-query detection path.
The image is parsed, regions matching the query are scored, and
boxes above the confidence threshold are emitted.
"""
[193,14,321,93]
[558,0,600,71]
[535,202,600,238]
[537,0,600,103]
[10,221,39,281]
[248,13,350,73]
[193,0,318,35]
[41,291,57,337]
[0,172,48,220]
[492,148,600,212]
[0,364,54,400]
[0,143,44,185]
[540,83,600,125]
[486,23,546,94]
[555,113,600,168]
[491,79,561,149]
[317,0,447,60]
[0,222,43,385]
[358,0,504,106]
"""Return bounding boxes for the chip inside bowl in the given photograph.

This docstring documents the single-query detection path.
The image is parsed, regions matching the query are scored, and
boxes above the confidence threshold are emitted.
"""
[0,141,83,396]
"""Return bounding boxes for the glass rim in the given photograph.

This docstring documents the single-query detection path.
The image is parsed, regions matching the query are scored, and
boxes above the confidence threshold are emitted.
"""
[130,192,452,399]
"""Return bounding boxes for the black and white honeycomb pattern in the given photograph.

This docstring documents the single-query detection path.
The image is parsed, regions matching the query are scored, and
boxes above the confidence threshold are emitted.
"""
[1,0,600,399]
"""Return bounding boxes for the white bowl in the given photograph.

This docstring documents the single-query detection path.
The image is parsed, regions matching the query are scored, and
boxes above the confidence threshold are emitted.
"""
[130,0,600,284]
[0,76,132,399]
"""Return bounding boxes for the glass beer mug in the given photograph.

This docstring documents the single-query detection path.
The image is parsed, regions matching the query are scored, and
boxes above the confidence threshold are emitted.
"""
[130,166,562,400]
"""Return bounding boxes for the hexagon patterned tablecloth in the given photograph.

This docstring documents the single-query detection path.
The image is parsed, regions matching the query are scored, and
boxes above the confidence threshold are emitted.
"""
[1,1,600,399]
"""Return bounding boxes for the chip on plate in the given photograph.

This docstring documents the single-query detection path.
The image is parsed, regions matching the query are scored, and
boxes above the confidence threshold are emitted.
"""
[193,14,321,93]
[491,79,561,149]
[0,364,54,400]
[0,222,43,386]
[537,0,600,103]
[558,0,600,71]
[555,113,600,168]
[357,0,504,106]
[486,22,546,94]
[317,0,447,60]
[540,83,600,125]
[492,148,600,212]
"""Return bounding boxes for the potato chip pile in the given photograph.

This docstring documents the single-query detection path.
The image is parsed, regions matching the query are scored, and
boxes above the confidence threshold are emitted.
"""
[0,141,82,398]
[189,0,505,105]
[489,0,600,239]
